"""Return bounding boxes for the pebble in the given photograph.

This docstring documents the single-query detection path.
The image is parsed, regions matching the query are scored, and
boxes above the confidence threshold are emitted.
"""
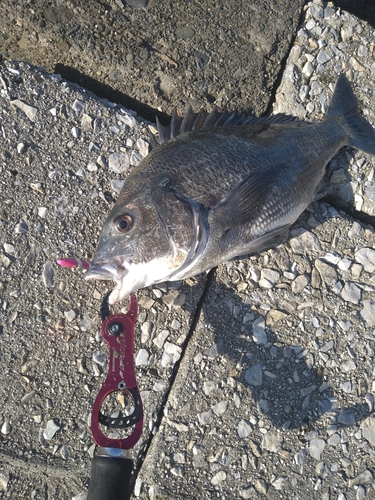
[71,126,81,138]
[17,142,26,153]
[337,410,356,425]
[64,309,76,322]
[136,138,149,158]
[294,448,307,465]
[361,415,375,446]
[355,248,375,273]
[245,363,263,386]
[60,444,69,460]
[38,207,48,218]
[211,470,226,485]
[108,152,130,174]
[42,261,54,288]
[96,155,108,169]
[360,299,375,326]
[309,438,326,460]
[153,330,170,348]
[237,419,252,438]
[262,432,282,452]
[135,349,149,366]
[15,220,28,234]
[292,274,309,293]
[211,401,228,417]
[1,421,12,435]
[259,269,280,288]
[176,26,196,40]
[252,317,267,344]
[340,282,361,304]
[43,419,60,440]
[72,99,85,113]
[92,351,107,367]
[289,229,321,254]
[11,99,38,121]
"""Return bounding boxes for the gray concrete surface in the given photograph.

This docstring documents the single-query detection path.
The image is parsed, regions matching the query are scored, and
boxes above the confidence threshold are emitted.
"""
[1,1,375,499]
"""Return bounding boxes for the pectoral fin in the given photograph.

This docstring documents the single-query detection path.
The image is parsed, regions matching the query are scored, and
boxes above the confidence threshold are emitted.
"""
[209,162,290,233]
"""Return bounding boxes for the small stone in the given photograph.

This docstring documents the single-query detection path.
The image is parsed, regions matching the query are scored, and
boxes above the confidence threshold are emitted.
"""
[317,50,331,64]
[340,282,361,304]
[43,261,54,288]
[212,401,228,417]
[60,444,69,460]
[197,410,212,425]
[289,229,321,254]
[87,162,98,172]
[108,152,130,174]
[355,248,375,273]
[11,99,37,121]
[153,330,169,348]
[81,114,93,130]
[341,358,356,372]
[272,476,288,490]
[315,260,337,286]
[71,126,81,139]
[43,419,60,440]
[203,381,217,396]
[64,309,76,322]
[259,269,280,288]
[135,349,149,366]
[17,142,26,153]
[361,415,375,446]
[239,487,256,499]
[262,431,282,452]
[360,299,375,327]
[292,274,309,293]
[171,466,185,477]
[176,26,196,40]
[0,471,10,491]
[237,419,252,438]
[348,470,373,488]
[309,438,326,460]
[38,207,48,218]
[245,363,262,387]
[92,351,107,367]
[15,220,28,234]
[341,181,358,202]
[136,138,149,158]
[252,316,267,344]
[302,61,314,78]
[211,470,226,485]
[72,99,85,112]
[1,422,12,435]
[111,180,125,194]
[337,410,356,426]
[96,155,108,169]
[294,448,307,465]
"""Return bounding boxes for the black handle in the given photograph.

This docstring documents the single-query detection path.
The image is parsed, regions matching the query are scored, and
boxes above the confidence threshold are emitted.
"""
[87,455,133,500]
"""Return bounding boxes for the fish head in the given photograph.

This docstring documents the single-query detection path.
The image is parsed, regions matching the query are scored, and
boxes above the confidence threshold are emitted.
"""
[85,174,206,304]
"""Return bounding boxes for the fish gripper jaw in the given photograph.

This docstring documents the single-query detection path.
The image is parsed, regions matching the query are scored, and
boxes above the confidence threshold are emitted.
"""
[91,293,143,449]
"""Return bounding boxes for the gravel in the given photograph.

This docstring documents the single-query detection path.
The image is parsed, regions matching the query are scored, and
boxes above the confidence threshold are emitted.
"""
[1,1,375,499]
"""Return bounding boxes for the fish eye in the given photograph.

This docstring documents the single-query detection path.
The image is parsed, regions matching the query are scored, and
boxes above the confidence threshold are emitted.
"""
[115,214,133,233]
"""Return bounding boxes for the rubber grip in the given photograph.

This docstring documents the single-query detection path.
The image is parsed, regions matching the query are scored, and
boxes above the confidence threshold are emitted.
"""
[87,456,133,500]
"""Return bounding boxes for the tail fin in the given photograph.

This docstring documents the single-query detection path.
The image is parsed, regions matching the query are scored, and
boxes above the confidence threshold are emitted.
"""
[326,74,375,155]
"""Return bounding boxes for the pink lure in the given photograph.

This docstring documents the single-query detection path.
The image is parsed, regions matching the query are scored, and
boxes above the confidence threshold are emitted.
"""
[57,258,90,269]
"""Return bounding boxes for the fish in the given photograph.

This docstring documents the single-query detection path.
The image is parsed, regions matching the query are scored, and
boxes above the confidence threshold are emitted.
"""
[85,75,375,305]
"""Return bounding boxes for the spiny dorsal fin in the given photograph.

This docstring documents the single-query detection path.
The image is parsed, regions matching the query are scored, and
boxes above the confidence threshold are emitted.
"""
[156,107,300,143]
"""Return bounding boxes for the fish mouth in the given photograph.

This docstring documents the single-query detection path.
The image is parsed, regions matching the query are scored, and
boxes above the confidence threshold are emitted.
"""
[84,257,130,305]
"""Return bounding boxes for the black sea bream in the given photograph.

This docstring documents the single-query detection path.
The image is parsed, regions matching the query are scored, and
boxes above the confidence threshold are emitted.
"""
[85,75,375,304]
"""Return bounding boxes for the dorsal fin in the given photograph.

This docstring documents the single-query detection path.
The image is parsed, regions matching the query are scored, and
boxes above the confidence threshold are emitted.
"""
[156,107,301,143]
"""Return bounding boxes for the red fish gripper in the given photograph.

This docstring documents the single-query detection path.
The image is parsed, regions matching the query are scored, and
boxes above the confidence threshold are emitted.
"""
[91,293,143,450]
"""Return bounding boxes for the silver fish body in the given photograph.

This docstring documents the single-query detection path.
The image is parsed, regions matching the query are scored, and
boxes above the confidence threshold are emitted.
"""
[85,75,375,304]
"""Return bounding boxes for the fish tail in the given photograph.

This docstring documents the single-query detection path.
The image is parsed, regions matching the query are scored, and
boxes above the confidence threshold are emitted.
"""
[326,74,375,156]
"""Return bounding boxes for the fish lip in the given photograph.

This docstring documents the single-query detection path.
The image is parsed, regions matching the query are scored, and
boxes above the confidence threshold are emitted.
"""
[84,256,128,282]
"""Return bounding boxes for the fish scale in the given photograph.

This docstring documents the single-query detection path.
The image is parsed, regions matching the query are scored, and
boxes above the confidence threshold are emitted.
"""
[85,75,375,305]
